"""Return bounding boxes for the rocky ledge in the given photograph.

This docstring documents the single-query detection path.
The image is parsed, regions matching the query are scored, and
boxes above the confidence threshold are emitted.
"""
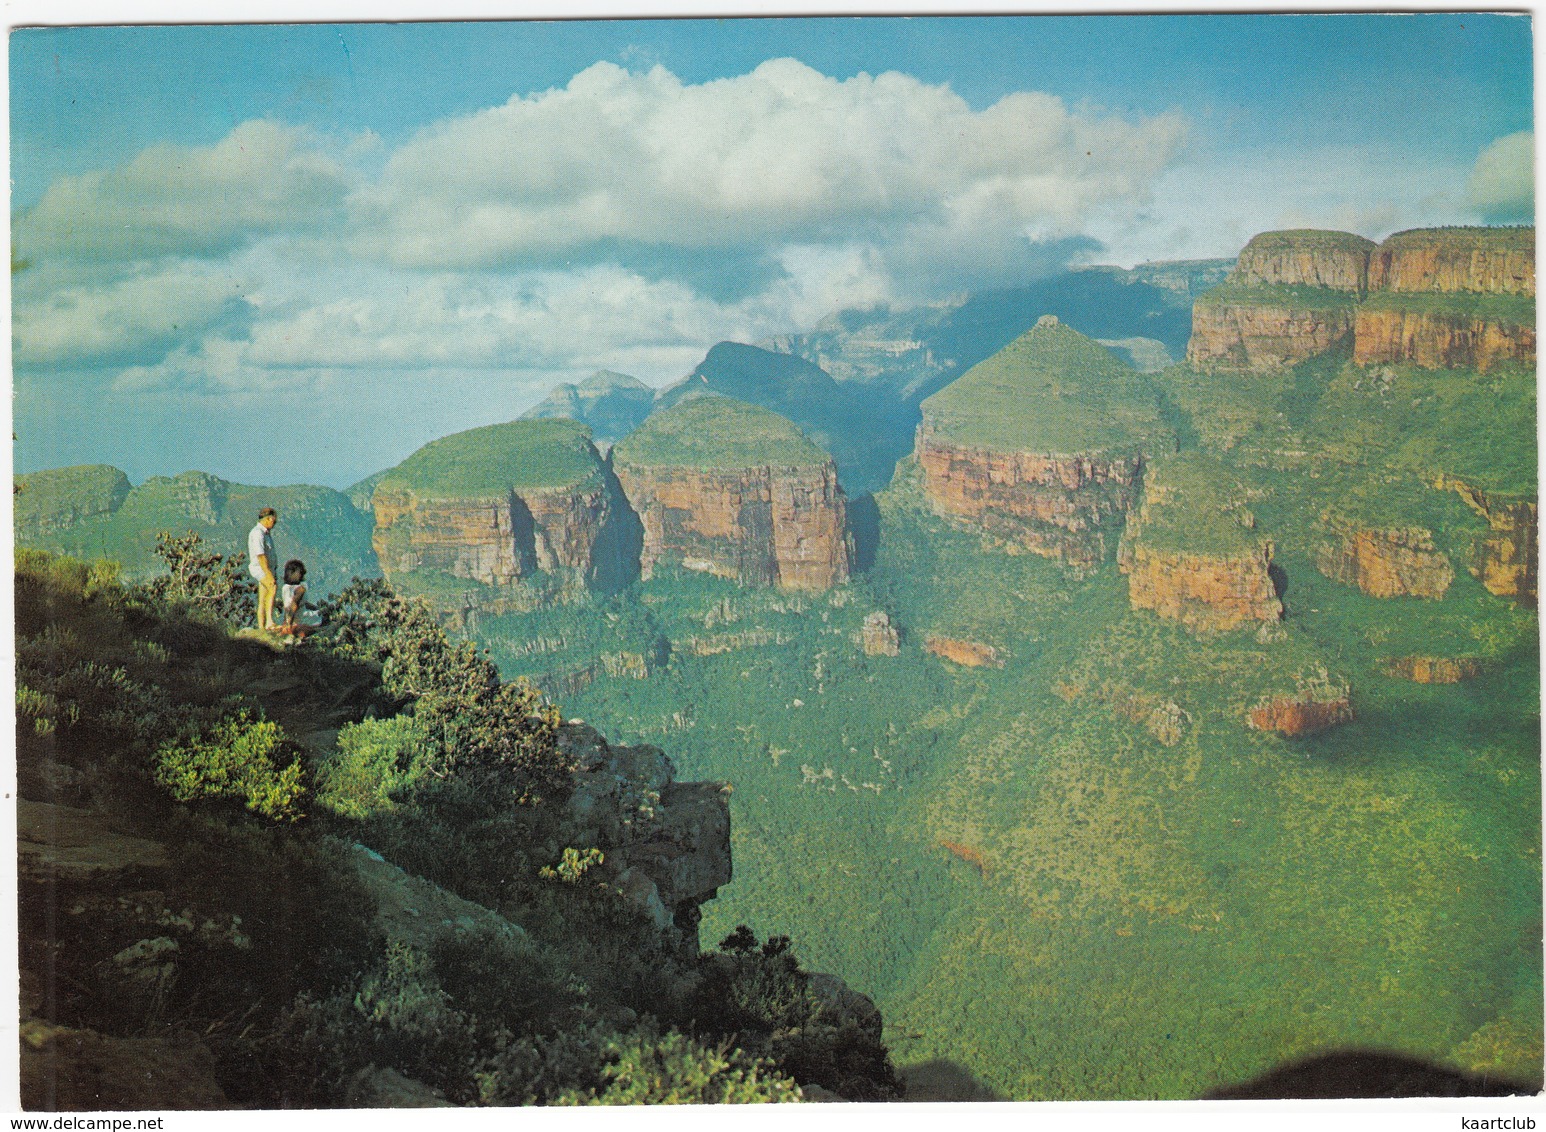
[1314,519,1454,599]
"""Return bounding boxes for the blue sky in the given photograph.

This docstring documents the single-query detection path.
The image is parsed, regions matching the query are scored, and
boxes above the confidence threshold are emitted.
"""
[10,12,1535,488]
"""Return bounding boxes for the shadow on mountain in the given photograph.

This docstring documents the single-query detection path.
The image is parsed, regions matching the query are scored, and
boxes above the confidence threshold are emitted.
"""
[897,1059,1005,1101]
[848,493,881,574]
[1203,1049,1539,1099]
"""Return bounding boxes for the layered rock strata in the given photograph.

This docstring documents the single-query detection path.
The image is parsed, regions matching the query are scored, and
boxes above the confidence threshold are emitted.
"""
[1122,542,1282,631]
[1383,656,1482,684]
[1315,522,1454,599]
[1186,303,1356,372]
[613,462,850,591]
[1352,308,1535,372]
[859,610,901,656]
[917,428,1143,568]
[1230,230,1376,292]
[1367,228,1535,295]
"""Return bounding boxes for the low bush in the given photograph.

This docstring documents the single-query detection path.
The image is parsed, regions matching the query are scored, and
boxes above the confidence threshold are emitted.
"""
[154,713,307,821]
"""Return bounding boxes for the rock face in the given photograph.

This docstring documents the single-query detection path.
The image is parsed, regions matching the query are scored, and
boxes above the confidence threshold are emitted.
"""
[1367,228,1535,295]
[1117,455,1283,631]
[1247,687,1354,736]
[1122,542,1282,631]
[611,398,852,592]
[1352,308,1535,372]
[859,610,901,656]
[559,723,731,952]
[1315,522,1454,599]
[372,419,639,616]
[1186,302,1356,373]
[14,465,132,540]
[615,462,851,590]
[925,636,1003,668]
[1188,227,1535,374]
[1231,230,1376,292]
[1448,481,1539,607]
[917,428,1143,567]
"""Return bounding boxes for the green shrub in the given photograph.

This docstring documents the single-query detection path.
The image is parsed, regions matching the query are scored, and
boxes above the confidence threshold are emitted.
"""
[554,1028,802,1105]
[317,714,429,819]
[154,713,306,821]
[137,529,256,625]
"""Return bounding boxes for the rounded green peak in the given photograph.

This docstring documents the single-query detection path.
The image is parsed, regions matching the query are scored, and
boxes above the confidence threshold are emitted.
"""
[379,418,602,499]
[613,395,828,469]
[921,316,1165,455]
[1243,229,1377,253]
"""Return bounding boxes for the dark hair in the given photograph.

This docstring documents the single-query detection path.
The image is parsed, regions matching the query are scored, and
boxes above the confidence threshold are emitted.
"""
[283,560,306,585]
[258,506,277,520]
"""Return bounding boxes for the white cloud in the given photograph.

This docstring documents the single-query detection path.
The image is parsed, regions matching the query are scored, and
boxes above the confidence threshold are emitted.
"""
[352,59,1187,289]
[16,120,350,262]
[13,260,254,365]
[1467,131,1534,223]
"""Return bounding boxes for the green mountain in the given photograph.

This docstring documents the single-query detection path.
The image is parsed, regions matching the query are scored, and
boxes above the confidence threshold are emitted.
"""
[613,396,829,470]
[464,286,1539,1100]
[375,417,604,499]
[920,315,1169,455]
[651,341,917,494]
[520,370,656,445]
[14,466,378,597]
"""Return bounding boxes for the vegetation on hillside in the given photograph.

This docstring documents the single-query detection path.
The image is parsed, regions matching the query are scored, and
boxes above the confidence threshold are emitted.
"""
[613,396,829,470]
[1358,289,1536,328]
[376,418,604,498]
[1194,282,1362,312]
[920,318,1169,455]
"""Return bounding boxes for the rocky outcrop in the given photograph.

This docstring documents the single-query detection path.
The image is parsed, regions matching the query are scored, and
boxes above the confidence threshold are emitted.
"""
[1315,521,1454,599]
[1247,685,1354,736]
[1186,302,1356,372]
[1188,227,1535,374]
[1122,541,1282,631]
[1384,656,1482,684]
[1368,228,1535,295]
[374,478,604,588]
[917,427,1142,568]
[925,636,1003,668]
[1231,230,1376,292]
[1447,480,1538,607]
[613,462,851,591]
[559,723,731,953]
[14,465,132,540]
[1353,307,1535,372]
[859,611,900,656]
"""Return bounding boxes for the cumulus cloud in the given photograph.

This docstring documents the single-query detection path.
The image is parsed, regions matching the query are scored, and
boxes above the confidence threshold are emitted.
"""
[16,120,350,263]
[353,59,1187,292]
[1468,131,1534,223]
[13,260,255,366]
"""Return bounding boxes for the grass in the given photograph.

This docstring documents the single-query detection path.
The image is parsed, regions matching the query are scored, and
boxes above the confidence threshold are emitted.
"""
[920,319,1169,456]
[612,396,830,470]
[377,419,604,499]
[1128,455,1270,557]
[1242,229,1377,254]
[1359,290,1536,328]
[1379,226,1534,252]
[1195,282,1362,313]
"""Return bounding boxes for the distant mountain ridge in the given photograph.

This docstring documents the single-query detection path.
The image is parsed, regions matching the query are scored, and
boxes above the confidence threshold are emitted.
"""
[520,369,655,445]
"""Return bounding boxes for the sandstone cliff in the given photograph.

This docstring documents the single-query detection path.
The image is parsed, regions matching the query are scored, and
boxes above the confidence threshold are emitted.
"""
[1187,226,1535,374]
[1352,306,1535,372]
[917,428,1142,567]
[1229,229,1376,292]
[1367,227,1535,295]
[924,636,1003,668]
[1186,299,1357,372]
[1118,457,1283,631]
[611,398,852,591]
[1315,518,1454,599]
[915,317,1166,568]
[1446,479,1539,607]
[1246,681,1354,736]
[372,419,639,616]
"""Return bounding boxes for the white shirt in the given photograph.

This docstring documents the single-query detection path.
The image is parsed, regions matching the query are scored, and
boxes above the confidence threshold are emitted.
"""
[248,522,274,580]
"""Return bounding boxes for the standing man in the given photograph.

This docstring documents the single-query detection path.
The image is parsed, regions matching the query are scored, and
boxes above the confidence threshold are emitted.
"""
[248,507,279,632]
